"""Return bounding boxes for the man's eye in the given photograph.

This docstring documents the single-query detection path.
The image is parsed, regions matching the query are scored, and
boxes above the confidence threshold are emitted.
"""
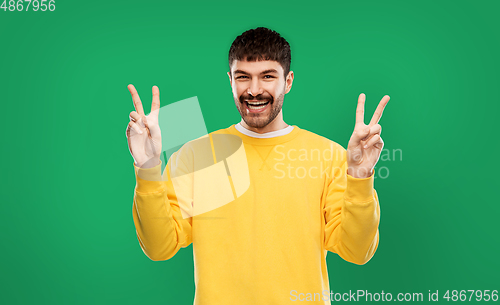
[264,75,274,79]
[236,76,248,79]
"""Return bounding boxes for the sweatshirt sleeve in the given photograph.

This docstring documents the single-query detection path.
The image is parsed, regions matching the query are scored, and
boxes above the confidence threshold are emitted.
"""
[132,151,193,261]
[323,148,380,265]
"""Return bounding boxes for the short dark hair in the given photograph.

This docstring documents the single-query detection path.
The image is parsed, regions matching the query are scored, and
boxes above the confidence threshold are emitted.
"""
[228,27,291,78]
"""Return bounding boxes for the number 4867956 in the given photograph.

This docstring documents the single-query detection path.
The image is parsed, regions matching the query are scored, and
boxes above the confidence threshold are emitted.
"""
[1,0,56,11]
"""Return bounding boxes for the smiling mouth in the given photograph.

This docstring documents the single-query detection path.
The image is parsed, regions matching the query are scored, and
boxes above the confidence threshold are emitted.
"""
[245,100,270,110]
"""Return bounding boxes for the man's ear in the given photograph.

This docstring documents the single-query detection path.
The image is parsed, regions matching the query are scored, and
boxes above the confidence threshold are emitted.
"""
[285,71,294,94]
[227,71,232,87]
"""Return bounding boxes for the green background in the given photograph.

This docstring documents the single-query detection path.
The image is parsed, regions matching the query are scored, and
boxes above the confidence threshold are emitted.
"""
[1,0,499,303]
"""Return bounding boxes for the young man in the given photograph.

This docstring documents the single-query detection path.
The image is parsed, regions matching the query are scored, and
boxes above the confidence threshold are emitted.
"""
[126,27,389,304]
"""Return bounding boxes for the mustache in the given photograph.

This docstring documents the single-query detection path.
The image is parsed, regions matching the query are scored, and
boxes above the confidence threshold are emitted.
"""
[239,93,273,103]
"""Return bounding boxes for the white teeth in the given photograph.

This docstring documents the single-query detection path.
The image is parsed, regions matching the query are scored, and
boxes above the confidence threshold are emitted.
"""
[248,104,267,110]
[247,101,268,105]
[246,100,269,110]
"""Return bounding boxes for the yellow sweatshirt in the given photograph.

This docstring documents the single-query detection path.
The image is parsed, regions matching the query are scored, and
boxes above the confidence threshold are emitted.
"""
[132,124,380,304]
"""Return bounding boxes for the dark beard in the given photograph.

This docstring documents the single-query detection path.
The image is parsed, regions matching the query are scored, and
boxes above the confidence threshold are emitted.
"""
[235,90,285,129]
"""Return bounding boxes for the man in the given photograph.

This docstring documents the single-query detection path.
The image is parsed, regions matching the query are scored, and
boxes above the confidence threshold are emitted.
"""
[126,27,389,304]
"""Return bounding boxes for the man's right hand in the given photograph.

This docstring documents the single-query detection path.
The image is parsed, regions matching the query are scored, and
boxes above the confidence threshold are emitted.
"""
[126,84,162,169]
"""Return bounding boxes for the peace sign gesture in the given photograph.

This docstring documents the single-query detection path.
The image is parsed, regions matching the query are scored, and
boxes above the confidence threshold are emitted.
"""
[126,84,163,169]
[346,93,390,178]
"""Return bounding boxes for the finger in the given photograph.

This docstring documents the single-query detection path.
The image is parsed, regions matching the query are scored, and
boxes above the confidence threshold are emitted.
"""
[369,95,390,126]
[351,125,371,144]
[130,112,146,128]
[151,86,160,113]
[374,137,384,149]
[128,84,145,116]
[361,124,382,141]
[127,121,143,135]
[142,116,157,153]
[364,134,383,149]
[355,93,366,125]
[143,116,152,139]
[129,111,141,122]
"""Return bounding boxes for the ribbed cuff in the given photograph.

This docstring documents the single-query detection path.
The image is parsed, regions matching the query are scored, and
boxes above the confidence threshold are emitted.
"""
[345,168,375,203]
[133,161,165,193]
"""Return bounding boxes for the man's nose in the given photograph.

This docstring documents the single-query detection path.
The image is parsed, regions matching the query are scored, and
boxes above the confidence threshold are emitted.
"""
[247,79,264,97]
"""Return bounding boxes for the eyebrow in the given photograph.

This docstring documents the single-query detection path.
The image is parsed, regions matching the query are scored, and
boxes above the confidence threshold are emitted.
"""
[233,69,280,75]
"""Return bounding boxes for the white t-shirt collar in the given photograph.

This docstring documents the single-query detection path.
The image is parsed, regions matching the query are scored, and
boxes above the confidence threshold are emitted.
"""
[235,122,294,139]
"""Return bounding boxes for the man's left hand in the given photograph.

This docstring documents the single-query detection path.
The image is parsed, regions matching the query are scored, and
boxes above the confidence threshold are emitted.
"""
[347,93,390,178]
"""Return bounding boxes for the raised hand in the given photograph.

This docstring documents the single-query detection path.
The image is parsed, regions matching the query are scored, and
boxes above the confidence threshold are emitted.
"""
[346,93,390,178]
[126,84,162,169]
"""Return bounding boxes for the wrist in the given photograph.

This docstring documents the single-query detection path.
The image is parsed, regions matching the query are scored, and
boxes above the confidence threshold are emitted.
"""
[347,167,374,179]
[136,157,161,169]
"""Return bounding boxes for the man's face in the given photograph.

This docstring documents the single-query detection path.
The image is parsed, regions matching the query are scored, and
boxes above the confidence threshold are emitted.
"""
[228,59,293,129]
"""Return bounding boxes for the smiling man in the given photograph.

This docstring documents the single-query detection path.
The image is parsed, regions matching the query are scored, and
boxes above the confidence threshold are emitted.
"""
[127,27,389,304]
